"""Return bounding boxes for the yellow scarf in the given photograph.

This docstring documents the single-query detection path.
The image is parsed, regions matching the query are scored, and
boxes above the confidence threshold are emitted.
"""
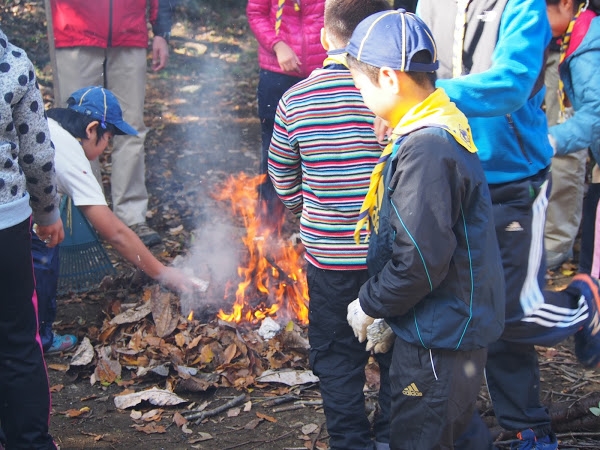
[354,88,476,244]
[275,0,285,35]
[558,3,585,118]
[322,51,348,68]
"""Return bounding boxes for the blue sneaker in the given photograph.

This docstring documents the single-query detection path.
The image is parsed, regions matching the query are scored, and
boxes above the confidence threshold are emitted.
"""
[570,273,600,368]
[45,332,78,355]
[510,430,558,450]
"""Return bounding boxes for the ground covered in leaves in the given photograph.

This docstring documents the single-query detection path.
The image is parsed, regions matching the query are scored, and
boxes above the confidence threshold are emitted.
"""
[2,2,600,449]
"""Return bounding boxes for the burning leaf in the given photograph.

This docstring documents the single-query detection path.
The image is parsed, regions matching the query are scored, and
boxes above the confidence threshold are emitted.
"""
[71,337,94,366]
[213,174,309,325]
[150,286,179,338]
[256,369,319,386]
[114,387,188,410]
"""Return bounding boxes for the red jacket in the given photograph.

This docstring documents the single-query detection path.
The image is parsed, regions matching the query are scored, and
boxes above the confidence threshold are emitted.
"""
[247,0,326,78]
[51,0,168,49]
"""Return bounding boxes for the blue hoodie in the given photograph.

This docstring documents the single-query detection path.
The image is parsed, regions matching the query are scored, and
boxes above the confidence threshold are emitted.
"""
[550,12,600,165]
[419,0,553,184]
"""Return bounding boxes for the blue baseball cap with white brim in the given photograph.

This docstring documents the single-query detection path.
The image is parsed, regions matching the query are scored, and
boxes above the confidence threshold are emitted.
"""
[346,9,439,73]
[68,86,138,136]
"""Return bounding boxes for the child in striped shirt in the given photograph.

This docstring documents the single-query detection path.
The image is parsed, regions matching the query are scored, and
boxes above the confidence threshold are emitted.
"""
[268,1,392,449]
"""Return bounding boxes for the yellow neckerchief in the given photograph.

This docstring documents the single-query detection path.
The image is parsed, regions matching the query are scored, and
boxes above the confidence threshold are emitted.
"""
[275,0,285,35]
[322,51,348,68]
[558,3,585,117]
[354,88,476,244]
[275,1,301,36]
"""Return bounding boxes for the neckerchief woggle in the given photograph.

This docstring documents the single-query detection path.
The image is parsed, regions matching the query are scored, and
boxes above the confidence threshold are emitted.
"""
[354,88,477,244]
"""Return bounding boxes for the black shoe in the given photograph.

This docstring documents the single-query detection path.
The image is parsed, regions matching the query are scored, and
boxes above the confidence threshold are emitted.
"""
[130,222,162,247]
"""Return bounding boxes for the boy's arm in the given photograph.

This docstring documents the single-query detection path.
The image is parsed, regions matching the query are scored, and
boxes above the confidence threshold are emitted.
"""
[268,101,303,215]
[550,49,600,156]
[359,134,459,318]
[435,0,551,117]
[80,204,196,292]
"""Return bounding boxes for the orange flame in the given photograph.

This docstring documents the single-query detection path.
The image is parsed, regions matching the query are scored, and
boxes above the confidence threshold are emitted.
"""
[214,173,309,325]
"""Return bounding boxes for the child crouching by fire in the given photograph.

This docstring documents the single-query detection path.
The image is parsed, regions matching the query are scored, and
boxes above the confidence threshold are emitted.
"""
[33,86,205,354]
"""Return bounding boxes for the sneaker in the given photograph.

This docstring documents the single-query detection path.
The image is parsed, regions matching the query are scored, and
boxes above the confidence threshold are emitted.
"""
[130,222,161,247]
[45,333,78,355]
[570,273,600,367]
[510,430,558,450]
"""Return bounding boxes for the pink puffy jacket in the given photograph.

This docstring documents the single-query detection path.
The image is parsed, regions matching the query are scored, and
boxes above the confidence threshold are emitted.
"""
[247,0,326,79]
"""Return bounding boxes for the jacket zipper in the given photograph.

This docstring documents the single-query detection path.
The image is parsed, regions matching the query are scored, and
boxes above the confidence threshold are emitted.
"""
[506,113,531,164]
[108,0,113,47]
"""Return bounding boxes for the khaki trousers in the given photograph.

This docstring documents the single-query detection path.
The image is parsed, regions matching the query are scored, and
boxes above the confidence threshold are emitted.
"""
[55,46,149,226]
[544,51,586,258]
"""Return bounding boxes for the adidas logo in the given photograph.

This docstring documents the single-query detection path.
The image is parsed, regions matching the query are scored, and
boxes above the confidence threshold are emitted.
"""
[402,382,423,397]
[505,221,524,232]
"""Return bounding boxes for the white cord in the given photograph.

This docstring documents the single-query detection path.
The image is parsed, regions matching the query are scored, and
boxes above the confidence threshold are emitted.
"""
[429,349,439,381]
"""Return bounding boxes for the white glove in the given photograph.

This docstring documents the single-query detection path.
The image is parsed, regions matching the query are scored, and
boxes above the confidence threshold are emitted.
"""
[347,298,374,342]
[366,319,395,354]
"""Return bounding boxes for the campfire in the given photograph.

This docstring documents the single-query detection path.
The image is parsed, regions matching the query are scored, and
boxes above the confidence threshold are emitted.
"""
[212,173,309,326]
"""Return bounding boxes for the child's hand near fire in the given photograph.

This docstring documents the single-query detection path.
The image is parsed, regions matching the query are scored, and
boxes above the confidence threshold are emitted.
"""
[158,267,209,295]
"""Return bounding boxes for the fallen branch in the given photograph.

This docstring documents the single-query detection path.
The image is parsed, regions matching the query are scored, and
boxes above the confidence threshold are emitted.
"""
[261,394,299,408]
[181,393,247,423]
[272,399,322,413]
[310,421,326,450]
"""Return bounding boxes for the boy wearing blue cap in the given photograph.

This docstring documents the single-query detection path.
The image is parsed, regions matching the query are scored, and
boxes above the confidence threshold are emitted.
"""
[34,86,204,354]
[344,10,505,449]
[268,1,393,448]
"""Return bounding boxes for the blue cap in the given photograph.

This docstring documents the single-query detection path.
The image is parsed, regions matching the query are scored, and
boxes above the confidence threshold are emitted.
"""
[346,9,439,73]
[68,86,138,136]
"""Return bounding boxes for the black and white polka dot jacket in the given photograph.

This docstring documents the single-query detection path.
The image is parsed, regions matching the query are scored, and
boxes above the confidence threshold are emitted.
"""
[0,28,60,230]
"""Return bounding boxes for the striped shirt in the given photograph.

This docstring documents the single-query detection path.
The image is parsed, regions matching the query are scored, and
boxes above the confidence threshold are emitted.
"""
[268,65,383,270]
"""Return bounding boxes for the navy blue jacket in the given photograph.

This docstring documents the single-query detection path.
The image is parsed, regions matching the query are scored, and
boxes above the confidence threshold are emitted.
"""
[359,127,505,351]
